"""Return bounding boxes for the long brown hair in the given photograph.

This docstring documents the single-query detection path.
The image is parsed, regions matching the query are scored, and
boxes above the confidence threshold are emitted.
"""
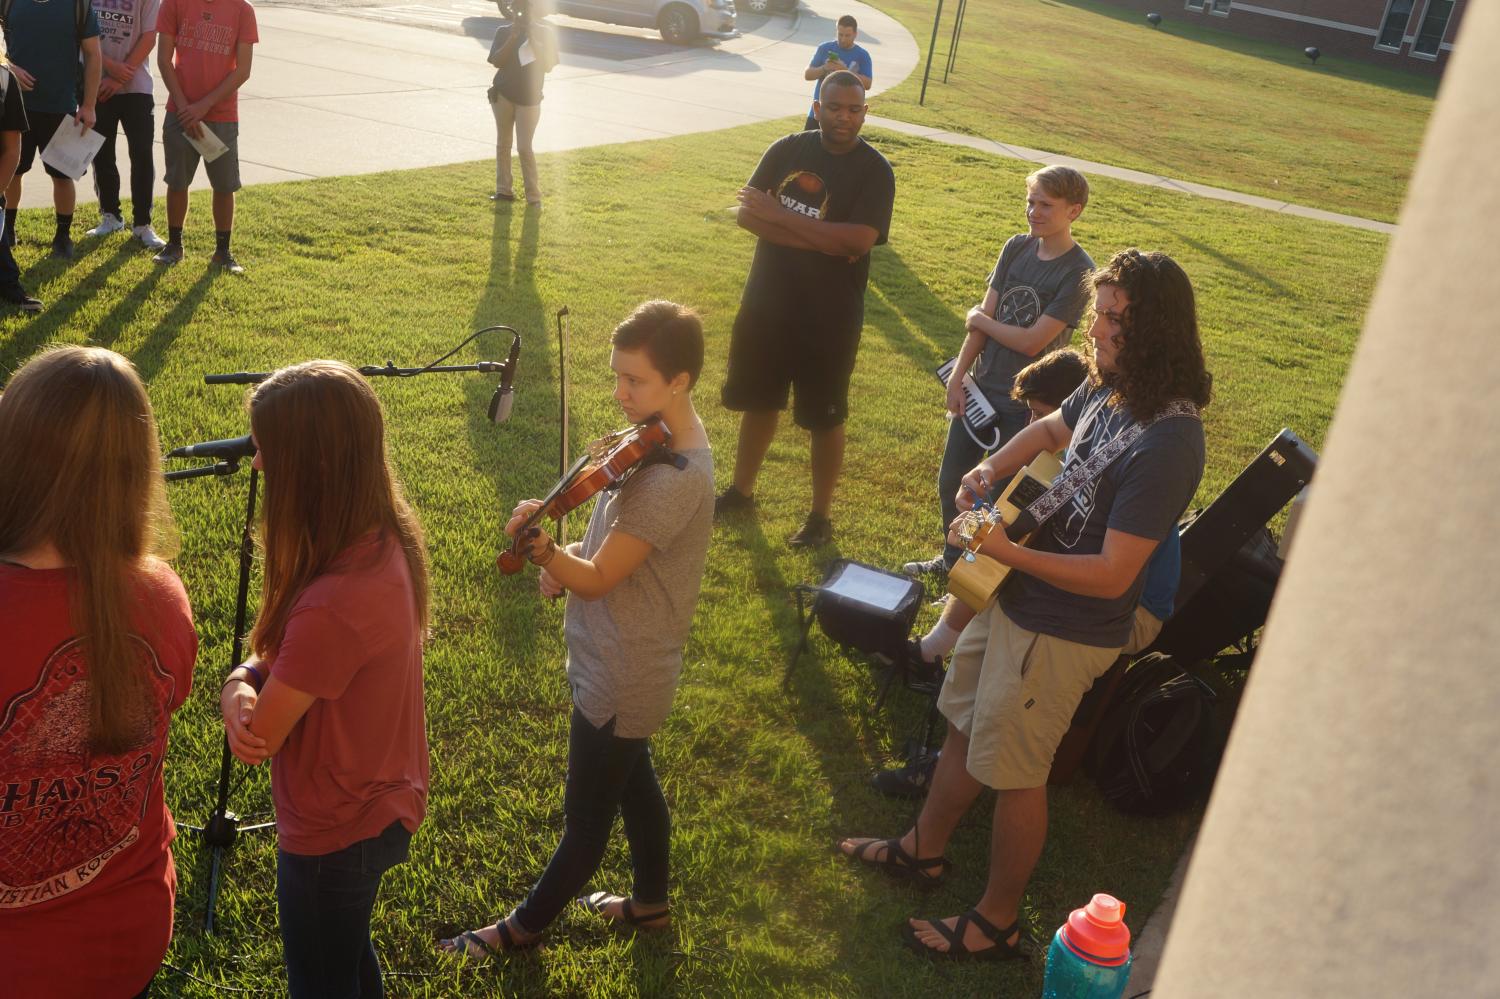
[248,361,429,658]
[1088,249,1213,419]
[0,346,177,752]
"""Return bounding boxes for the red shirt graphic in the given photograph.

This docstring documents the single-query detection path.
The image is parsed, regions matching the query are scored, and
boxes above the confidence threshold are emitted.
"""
[0,558,197,999]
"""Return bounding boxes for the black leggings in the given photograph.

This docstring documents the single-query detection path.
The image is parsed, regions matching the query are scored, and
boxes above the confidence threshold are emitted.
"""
[513,706,670,932]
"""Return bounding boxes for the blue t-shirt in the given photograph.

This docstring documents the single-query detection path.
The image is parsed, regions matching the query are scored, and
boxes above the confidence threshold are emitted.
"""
[5,0,102,114]
[1138,526,1182,621]
[808,40,872,110]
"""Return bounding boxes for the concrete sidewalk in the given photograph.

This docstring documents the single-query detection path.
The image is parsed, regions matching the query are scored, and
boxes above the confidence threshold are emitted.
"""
[17,0,918,208]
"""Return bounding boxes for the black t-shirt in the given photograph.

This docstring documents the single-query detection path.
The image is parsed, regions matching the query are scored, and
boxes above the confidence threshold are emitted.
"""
[489,22,544,106]
[0,68,30,134]
[739,130,895,331]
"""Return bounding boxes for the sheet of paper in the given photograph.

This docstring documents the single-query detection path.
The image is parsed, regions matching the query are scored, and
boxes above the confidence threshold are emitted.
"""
[39,116,106,181]
[518,40,536,66]
[823,563,912,612]
[184,126,229,164]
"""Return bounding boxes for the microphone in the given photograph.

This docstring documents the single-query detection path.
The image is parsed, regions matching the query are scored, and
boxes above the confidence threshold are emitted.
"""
[166,434,256,460]
[488,333,522,423]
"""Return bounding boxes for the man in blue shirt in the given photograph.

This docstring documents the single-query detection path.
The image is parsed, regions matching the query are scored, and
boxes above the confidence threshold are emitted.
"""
[1,0,102,261]
[803,15,870,132]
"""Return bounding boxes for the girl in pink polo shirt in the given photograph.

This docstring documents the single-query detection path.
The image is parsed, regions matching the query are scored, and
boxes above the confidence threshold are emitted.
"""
[218,360,430,999]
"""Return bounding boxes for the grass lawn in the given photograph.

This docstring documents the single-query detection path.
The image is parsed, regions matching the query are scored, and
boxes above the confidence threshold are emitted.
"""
[1,120,1385,996]
[866,0,1436,222]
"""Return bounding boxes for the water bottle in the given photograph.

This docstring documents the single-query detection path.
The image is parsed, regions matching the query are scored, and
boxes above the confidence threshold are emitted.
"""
[1041,893,1133,999]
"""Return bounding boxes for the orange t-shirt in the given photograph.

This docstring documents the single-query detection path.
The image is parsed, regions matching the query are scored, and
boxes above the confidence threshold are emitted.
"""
[268,533,429,856]
[0,559,197,999]
[157,0,259,122]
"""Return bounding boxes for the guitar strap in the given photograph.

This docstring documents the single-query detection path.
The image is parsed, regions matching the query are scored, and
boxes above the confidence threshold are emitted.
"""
[1007,398,1200,540]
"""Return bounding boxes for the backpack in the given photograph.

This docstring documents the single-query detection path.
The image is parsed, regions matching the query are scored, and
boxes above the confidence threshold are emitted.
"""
[0,0,93,42]
[1089,653,1223,815]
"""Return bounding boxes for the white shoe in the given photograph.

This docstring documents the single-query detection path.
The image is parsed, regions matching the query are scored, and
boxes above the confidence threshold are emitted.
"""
[87,213,126,237]
[132,225,167,251]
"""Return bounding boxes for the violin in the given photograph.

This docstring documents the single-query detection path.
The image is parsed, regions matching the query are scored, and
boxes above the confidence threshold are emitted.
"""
[496,416,673,574]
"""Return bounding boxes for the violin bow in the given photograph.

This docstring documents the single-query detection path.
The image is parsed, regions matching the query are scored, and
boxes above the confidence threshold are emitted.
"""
[555,305,571,549]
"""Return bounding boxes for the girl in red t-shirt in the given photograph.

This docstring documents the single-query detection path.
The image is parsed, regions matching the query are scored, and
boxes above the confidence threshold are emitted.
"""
[0,346,198,999]
[218,360,430,999]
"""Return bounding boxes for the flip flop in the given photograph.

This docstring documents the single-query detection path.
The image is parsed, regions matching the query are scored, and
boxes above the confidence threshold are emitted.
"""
[839,836,951,888]
[437,917,540,958]
[901,909,1024,962]
[578,891,670,930]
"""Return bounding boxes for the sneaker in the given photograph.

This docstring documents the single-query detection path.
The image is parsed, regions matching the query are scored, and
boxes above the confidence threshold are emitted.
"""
[154,243,184,266]
[787,512,832,548]
[49,235,74,260]
[489,191,515,202]
[714,486,755,517]
[903,638,945,692]
[132,225,167,251]
[0,288,43,313]
[901,555,948,580]
[87,213,126,237]
[871,751,940,799]
[211,251,245,275]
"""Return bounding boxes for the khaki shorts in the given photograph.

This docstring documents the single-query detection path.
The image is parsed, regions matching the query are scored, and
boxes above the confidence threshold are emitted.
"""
[1124,605,1165,657]
[939,604,1121,790]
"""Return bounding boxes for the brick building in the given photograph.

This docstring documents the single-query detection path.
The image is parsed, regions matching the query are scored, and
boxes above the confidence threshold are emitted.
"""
[1101,0,1467,75]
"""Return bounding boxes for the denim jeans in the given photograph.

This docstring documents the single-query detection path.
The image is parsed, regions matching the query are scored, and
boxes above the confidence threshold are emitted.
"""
[92,93,156,226]
[937,403,1031,568]
[276,819,412,999]
[513,706,670,933]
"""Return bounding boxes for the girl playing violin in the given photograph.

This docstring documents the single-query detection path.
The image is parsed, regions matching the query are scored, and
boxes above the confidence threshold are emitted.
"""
[440,299,713,954]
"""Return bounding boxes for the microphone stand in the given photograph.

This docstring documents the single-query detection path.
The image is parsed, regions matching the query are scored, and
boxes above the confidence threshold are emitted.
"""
[204,325,521,386]
[165,461,275,934]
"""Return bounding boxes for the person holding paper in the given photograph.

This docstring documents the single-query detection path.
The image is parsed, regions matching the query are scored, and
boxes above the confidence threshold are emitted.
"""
[486,0,547,207]
[0,0,102,261]
[0,39,43,312]
[155,0,258,274]
[86,0,168,251]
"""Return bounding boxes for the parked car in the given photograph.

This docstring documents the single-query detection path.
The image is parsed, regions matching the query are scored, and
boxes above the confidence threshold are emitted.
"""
[529,0,738,44]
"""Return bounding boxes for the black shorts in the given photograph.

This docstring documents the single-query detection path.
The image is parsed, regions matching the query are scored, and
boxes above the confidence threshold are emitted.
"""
[720,306,861,431]
[18,111,75,180]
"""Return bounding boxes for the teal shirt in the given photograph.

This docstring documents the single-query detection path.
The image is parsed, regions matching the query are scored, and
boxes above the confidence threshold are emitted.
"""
[4,0,102,114]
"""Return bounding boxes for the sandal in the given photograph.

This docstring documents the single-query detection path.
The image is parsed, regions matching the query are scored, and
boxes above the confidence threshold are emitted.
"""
[901,909,1024,962]
[840,837,951,888]
[578,891,671,930]
[437,916,540,958]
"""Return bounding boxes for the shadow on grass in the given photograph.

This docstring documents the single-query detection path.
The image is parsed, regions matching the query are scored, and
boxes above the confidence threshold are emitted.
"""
[132,268,217,382]
[1047,0,1440,98]
[1115,202,1293,297]
[0,241,140,372]
[866,245,968,369]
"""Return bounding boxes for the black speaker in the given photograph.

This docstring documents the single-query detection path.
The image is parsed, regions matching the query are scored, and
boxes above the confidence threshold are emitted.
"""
[1174,429,1316,609]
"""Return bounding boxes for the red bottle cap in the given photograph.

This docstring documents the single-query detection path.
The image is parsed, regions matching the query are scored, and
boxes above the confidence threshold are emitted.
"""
[1060,893,1132,966]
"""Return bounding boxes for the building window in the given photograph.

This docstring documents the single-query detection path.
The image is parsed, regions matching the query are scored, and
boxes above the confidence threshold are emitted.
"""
[1184,0,1205,10]
[1208,0,1230,14]
[1412,0,1454,57]
[1375,0,1414,50]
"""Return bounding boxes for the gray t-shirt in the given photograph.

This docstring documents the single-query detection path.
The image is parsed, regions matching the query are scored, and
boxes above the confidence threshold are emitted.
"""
[971,234,1094,410]
[564,447,714,739]
[1002,383,1204,648]
[95,0,161,95]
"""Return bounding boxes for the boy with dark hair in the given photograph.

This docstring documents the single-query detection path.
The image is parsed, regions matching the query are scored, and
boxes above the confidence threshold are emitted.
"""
[802,15,870,132]
[154,0,257,273]
[717,71,895,548]
[1,0,102,261]
[842,249,1210,961]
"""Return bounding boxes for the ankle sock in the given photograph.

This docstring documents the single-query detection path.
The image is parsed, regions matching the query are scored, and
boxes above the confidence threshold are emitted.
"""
[919,620,963,661]
[215,230,231,255]
[168,226,183,248]
[54,214,72,241]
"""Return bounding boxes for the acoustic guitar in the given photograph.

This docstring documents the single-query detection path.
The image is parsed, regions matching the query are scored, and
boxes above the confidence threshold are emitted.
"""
[947,450,1063,612]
